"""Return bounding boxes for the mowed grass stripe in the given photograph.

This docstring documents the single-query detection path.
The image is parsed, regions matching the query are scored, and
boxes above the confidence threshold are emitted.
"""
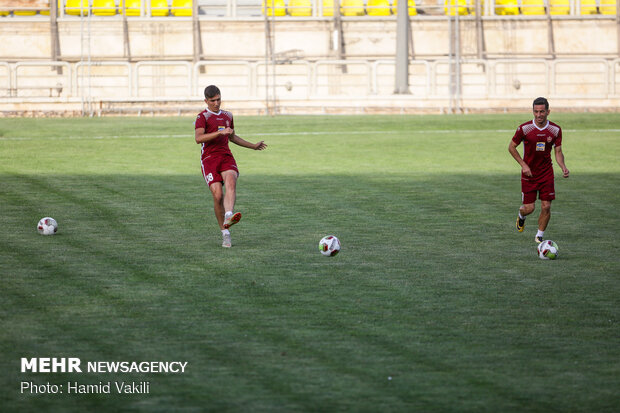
[1,114,619,412]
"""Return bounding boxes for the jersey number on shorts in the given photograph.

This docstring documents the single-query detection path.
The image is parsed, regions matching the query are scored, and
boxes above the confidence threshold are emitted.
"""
[206,173,214,184]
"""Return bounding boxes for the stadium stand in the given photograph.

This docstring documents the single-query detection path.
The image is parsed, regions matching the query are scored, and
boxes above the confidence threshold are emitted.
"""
[366,0,391,16]
[288,0,312,16]
[93,0,117,15]
[1,0,619,116]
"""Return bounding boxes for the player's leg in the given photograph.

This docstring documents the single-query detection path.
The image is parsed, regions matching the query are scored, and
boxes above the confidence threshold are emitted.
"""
[517,187,537,232]
[221,169,238,213]
[221,169,242,229]
[209,181,226,230]
[535,180,555,243]
[538,200,553,232]
[209,182,232,247]
[203,158,232,247]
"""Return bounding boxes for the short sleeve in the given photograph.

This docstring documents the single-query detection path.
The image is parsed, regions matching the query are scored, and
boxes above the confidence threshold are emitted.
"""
[195,113,205,130]
[511,126,524,145]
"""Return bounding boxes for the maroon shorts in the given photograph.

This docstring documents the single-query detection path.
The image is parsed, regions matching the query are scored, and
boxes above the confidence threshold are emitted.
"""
[201,153,238,187]
[521,177,555,204]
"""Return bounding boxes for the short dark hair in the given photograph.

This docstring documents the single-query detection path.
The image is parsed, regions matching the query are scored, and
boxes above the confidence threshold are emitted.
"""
[204,85,221,99]
[533,97,549,110]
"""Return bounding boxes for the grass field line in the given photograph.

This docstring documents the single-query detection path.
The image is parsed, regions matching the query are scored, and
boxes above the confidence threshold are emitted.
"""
[2,129,620,141]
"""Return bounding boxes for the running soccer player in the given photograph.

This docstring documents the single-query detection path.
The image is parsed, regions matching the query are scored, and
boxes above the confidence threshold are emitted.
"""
[195,85,267,248]
[509,97,570,243]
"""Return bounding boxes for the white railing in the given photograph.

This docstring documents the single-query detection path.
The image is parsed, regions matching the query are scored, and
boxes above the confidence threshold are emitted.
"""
[1,58,619,100]
[613,58,620,95]
[0,62,10,98]
[75,61,132,97]
[489,59,550,97]
[194,61,253,97]
[12,61,71,97]
[134,60,192,97]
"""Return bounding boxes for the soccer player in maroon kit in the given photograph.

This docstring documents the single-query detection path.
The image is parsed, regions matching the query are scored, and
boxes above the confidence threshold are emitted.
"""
[509,97,570,243]
[195,85,267,248]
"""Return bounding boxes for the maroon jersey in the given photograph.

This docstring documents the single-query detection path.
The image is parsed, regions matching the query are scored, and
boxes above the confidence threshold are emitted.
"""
[194,109,235,161]
[512,120,562,182]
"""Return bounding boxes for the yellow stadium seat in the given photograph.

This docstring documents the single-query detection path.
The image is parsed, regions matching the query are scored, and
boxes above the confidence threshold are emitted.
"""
[123,0,141,15]
[151,0,169,16]
[495,0,518,15]
[93,0,117,15]
[367,0,391,16]
[0,11,8,16]
[322,0,333,16]
[444,0,469,15]
[288,0,312,16]
[65,0,89,15]
[391,0,417,15]
[263,0,286,16]
[341,0,364,15]
[600,0,616,15]
[520,0,545,14]
[580,0,598,14]
[171,0,191,15]
[549,0,569,14]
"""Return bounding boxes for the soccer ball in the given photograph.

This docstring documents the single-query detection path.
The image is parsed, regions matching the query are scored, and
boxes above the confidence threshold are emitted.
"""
[37,217,58,235]
[537,240,558,260]
[319,235,341,257]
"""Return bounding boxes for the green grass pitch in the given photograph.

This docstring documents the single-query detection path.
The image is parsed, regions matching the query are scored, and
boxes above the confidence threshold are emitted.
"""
[1,113,619,412]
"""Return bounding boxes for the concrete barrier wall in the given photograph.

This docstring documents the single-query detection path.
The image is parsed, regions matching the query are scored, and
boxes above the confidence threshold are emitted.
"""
[1,17,618,62]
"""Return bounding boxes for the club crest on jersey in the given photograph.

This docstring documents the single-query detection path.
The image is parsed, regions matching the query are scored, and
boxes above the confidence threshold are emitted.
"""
[547,136,553,143]
[536,142,546,151]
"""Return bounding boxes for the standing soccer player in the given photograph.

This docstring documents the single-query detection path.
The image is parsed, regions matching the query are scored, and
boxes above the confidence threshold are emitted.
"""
[509,97,570,243]
[195,85,267,248]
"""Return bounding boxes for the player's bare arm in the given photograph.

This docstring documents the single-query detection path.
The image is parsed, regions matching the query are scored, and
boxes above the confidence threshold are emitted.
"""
[229,134,267,151]
[554,145,570,178]
[508,140,533,177]
[195,127,234,144]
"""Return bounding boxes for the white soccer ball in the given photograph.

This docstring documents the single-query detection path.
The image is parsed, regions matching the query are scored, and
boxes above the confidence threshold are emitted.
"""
[319,235,341,257]
[537,240,558,260]
[37,217,58,235]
